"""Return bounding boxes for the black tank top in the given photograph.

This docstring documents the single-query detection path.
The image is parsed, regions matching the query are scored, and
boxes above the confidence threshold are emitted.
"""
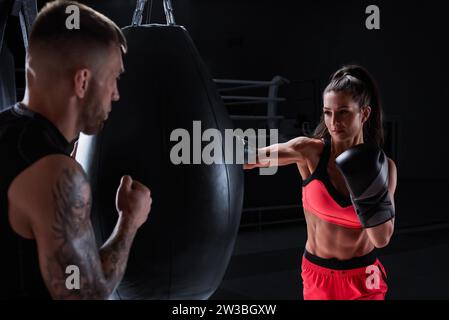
[0,102,71,299]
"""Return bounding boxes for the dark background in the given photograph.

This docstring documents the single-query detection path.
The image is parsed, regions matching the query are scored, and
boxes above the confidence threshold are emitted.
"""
[3,0,449,228]
[1,0,449,299]
[85,0,449,178]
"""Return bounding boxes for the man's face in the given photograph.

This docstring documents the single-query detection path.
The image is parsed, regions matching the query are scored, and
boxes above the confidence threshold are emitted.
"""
[81,46,124,135]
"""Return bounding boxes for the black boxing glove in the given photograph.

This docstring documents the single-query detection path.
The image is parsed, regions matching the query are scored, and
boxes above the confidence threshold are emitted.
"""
[335,143,394,228]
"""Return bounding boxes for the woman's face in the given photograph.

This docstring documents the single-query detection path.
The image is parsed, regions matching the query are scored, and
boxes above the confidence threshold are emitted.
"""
[322,90,370,141]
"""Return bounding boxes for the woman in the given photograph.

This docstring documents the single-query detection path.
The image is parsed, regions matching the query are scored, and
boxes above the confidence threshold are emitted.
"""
[244,65,397,300]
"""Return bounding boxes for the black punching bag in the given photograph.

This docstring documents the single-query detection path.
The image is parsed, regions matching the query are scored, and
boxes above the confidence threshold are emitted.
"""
[76,24,243,299]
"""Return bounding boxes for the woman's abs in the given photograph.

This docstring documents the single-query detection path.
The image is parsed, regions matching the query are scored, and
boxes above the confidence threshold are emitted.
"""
[304,211,374,260]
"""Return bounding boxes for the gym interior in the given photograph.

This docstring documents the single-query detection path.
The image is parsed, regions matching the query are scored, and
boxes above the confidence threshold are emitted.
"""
[1,0,448,300]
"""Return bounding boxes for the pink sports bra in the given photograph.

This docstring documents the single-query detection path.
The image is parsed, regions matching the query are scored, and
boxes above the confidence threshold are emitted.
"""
[301,138,362,229]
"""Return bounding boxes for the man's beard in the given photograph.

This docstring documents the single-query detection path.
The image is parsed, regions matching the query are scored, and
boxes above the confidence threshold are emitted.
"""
[81,84,106,135]
[82,108,105,135]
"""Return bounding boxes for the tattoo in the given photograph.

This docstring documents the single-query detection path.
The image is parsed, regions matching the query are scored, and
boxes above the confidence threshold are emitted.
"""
[45,167,105,299]
[100,234,130,281]
[44,166,135,299]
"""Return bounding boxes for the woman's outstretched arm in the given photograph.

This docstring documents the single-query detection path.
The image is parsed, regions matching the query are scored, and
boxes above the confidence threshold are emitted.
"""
[244,136,322,169]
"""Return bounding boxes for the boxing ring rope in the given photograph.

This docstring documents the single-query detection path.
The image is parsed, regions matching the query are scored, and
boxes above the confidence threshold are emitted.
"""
[214,76,308,227]
[214,75,289,131]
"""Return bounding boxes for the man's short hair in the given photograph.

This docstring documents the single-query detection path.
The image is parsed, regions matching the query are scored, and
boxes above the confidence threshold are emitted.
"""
[29,0,127,66]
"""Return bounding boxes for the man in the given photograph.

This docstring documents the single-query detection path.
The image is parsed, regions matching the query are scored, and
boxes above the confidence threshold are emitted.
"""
[0,0,152,299]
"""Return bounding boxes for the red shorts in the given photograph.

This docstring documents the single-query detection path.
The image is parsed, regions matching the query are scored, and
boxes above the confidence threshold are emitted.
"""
[301,250,388,300]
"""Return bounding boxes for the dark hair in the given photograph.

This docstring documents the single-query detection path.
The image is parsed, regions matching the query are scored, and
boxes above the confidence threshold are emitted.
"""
[312,65,384,147]
[28,0,127,63]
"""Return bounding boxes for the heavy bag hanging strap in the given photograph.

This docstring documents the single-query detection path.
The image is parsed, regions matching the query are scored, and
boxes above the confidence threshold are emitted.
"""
[163,0,176,25]
[10,0,37,49]
[131,0,147,26]
[131,0,176,26]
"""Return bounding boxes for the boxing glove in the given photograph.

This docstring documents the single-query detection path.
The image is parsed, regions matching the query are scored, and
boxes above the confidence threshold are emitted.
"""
[335,143,395,228]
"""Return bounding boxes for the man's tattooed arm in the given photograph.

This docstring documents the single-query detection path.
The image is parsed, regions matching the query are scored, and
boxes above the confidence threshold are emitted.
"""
[43,166,137,299]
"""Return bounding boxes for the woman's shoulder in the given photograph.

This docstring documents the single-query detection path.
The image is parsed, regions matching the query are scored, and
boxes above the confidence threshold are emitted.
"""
[290,136,325,158]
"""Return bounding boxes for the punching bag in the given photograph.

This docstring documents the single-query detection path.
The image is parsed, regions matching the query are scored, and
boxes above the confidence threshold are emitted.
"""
[0,43,16,110]
[0,0,38,110]
[76,24,243,299]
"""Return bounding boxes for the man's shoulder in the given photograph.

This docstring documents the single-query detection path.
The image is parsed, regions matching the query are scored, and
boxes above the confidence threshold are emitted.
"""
[0,106,20,133]
[27,154,86,180]
[11,154,88,197]
[387,157,397,178]
[8,155,90,232]
[0,105,14,118]
[0,107,51,156]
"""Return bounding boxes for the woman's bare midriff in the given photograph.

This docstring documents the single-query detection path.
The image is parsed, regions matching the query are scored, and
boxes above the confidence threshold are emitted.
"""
[298,138,375,260]
[304,211,374,260]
